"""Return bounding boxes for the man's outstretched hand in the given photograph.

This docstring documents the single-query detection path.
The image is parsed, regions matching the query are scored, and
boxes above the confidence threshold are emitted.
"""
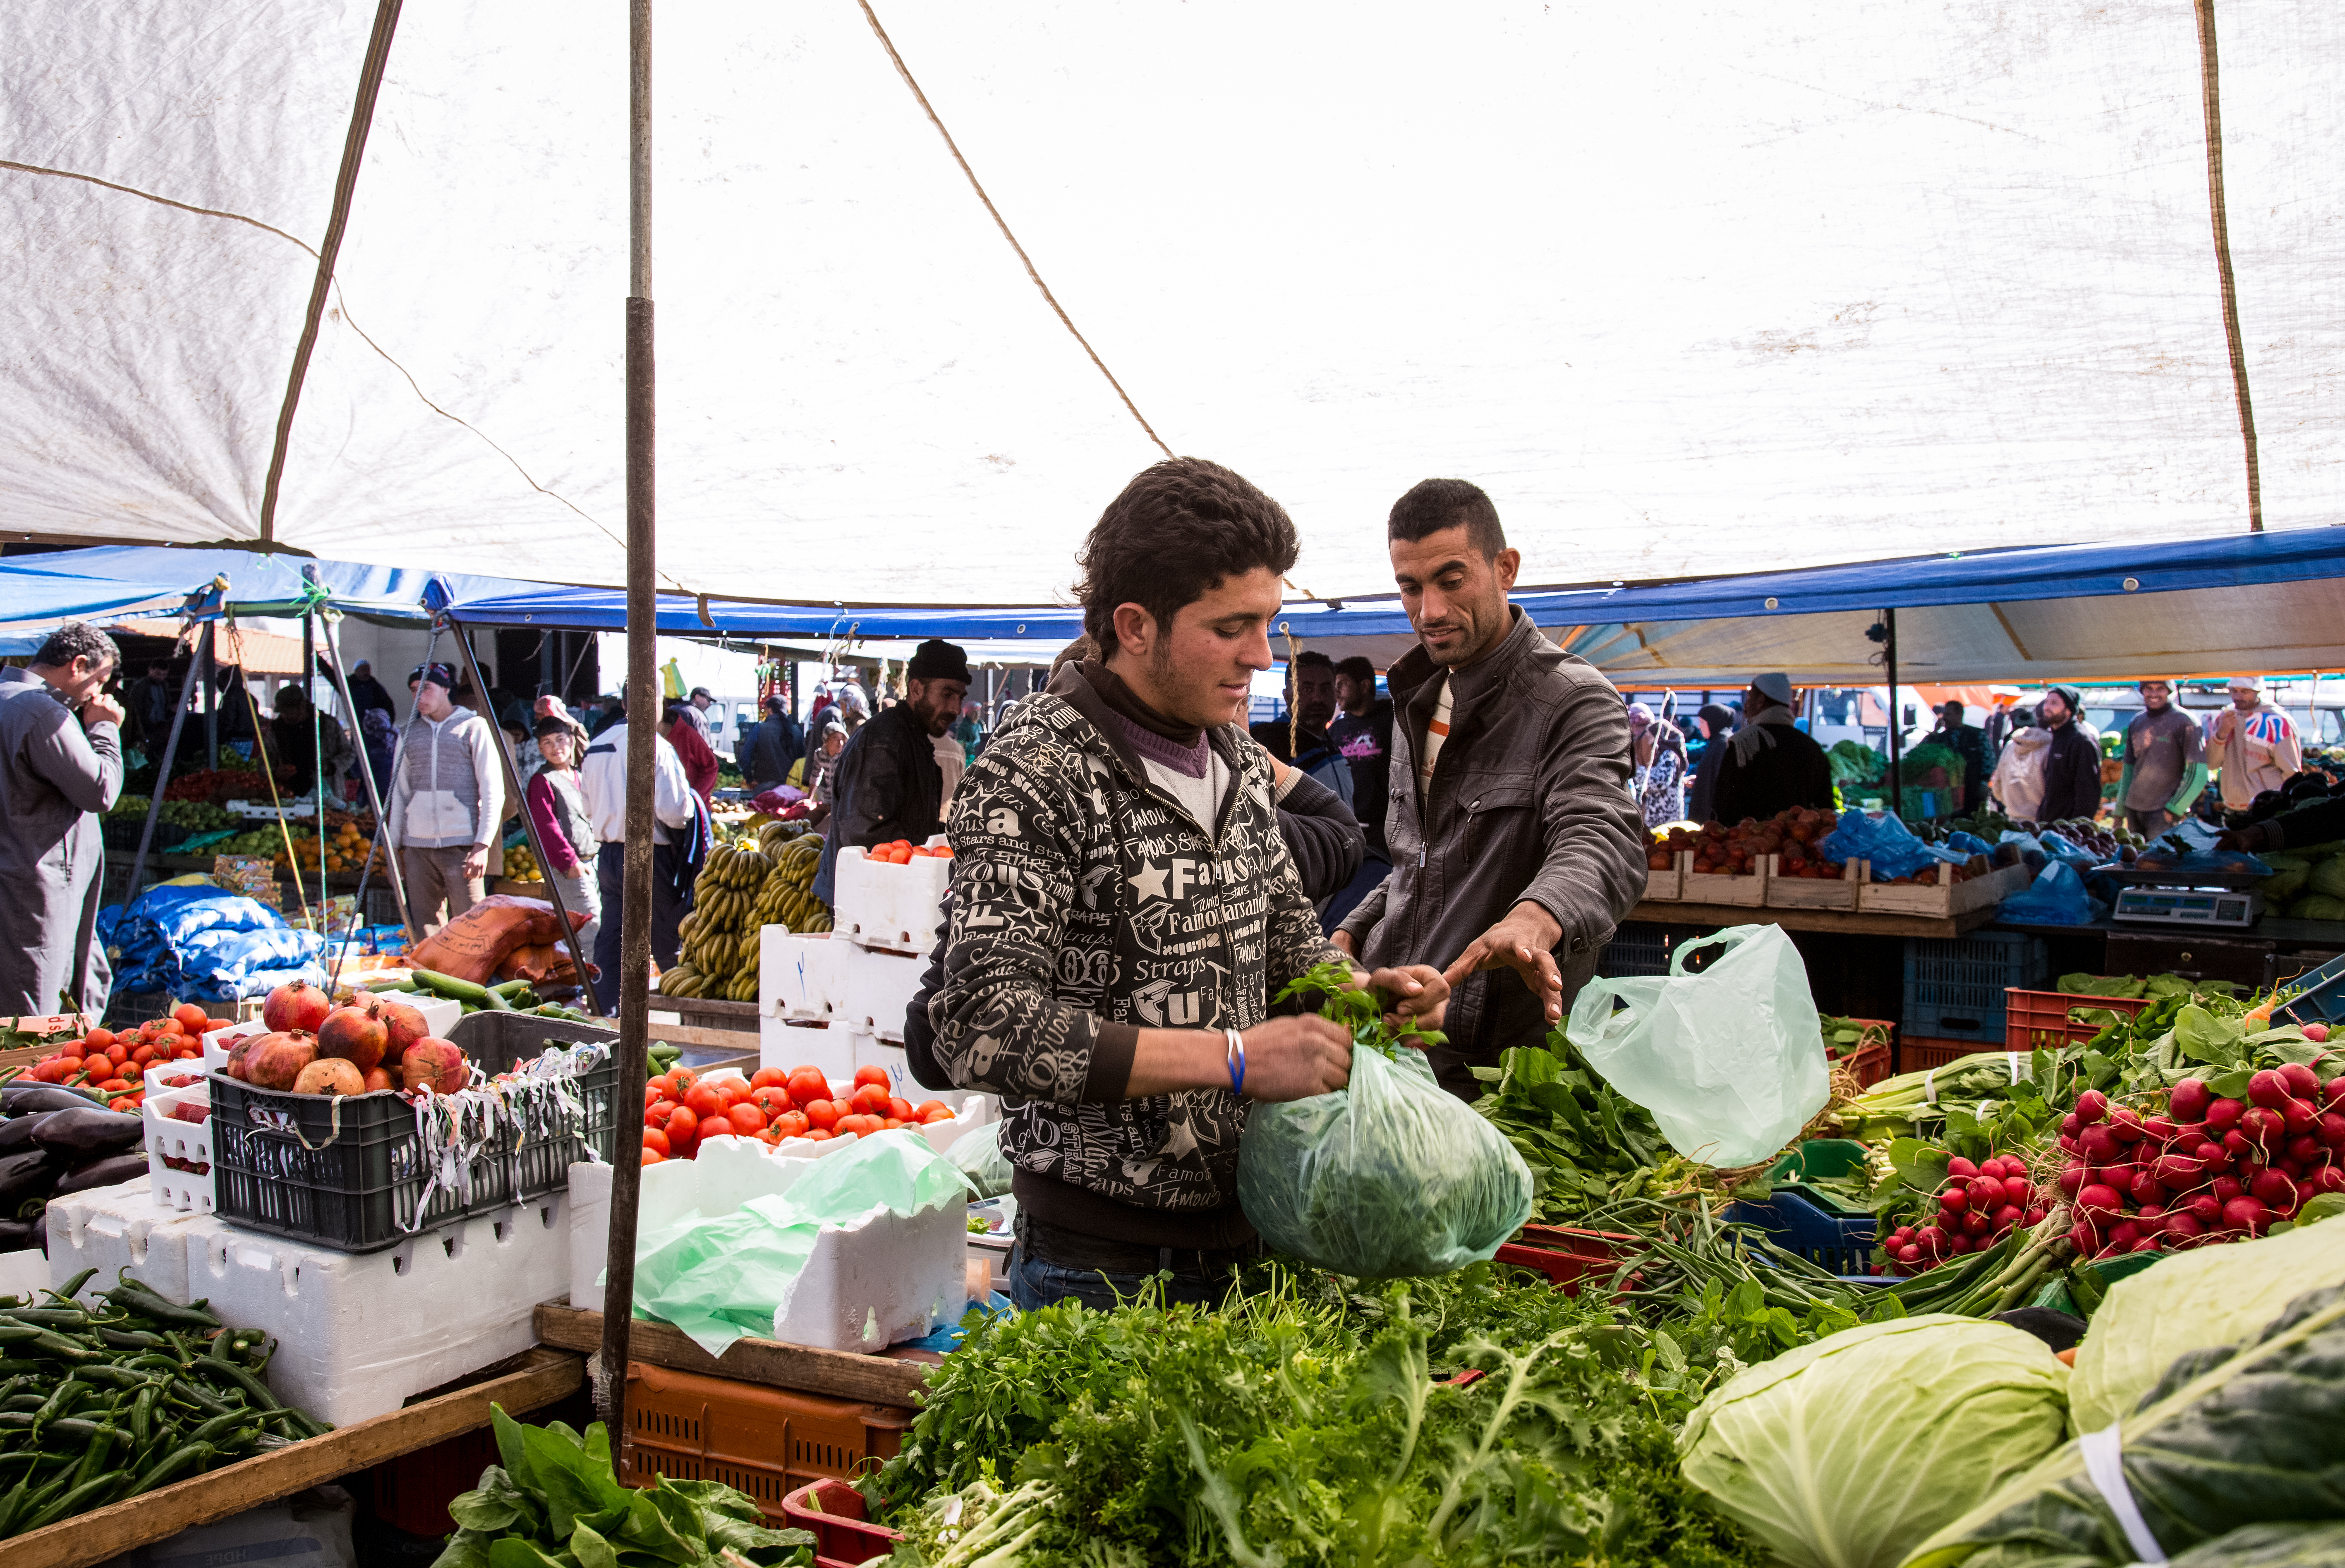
[1441,900,1565,1022]
[1345,964,1449,1033]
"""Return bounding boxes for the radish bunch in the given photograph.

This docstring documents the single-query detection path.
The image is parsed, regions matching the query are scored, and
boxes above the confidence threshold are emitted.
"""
[1882,1153,2051,1271]
[2055,1067,2345,1258]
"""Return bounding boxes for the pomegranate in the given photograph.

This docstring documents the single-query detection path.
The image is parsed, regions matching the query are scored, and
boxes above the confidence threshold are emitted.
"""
[378,1001,431,1058]
[292,1059,366,1097]
[244,1031,319,1092]
[224,1037,256,1081]
[317,1003,391,1075]
[400,1038,469,1095]
[362,1065,398,1094]
[262,981,332,1036]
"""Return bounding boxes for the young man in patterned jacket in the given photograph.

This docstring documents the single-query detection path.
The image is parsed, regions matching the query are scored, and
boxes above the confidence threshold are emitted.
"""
[930,458,1450,1310]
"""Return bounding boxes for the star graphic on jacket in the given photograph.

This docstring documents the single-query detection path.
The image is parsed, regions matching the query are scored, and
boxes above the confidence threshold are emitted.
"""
[1162,1109,1199,1159]
[1128,861,1168,901]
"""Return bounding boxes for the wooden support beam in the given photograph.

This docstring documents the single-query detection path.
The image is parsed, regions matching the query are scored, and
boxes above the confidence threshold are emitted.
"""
[535,1302,927,1407]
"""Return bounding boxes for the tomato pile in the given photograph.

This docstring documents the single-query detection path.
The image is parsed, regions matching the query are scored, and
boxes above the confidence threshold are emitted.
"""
[865,840,953,866]
[15,1003,218,1112]
[642,1062,954,1162]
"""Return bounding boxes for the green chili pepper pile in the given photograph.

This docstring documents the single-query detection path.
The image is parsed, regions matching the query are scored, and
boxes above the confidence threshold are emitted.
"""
[0,1267,331,1537]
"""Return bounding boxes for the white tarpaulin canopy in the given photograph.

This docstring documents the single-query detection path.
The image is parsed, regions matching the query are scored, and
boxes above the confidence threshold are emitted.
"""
[4,2,2337,605]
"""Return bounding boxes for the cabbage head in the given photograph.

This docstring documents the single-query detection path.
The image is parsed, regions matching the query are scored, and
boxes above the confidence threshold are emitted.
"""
[2257,852,2311,906]
[2291,893,2345,922]
[2067,1211,2345,1435]
[2310,854,2345,902]
[1678,1315,2070,1568]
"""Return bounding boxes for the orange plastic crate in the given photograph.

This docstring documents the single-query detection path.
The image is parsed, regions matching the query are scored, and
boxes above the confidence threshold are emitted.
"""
[1492,1224,1643,1296]
[1826,1019,1895,1089]
[2003,987,2153,1051]
[1899,1035,2003,1074]
[617,1362,913,1523]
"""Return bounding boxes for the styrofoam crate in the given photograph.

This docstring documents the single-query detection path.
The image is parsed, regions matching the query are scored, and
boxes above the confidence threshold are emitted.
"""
[143,1060,211,1098]
[760,1019,857,1082]
[143,1081,215,1214]
[0,1250,46,1298]
[837,947,925,1044]
[183,1192,573,1427]
[761,929,846,1024]
[46,1176,218,1302]
[832,839,951,954]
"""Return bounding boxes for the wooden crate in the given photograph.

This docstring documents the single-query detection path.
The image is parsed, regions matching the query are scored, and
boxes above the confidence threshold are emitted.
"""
[1764,855,1860,910]
[1680,857,1769,906]
[1858,859,2026,918]
[1641,852,1684,904]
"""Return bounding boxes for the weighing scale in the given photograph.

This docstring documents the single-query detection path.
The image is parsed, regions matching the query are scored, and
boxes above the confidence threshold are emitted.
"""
[2109,869,2263,930]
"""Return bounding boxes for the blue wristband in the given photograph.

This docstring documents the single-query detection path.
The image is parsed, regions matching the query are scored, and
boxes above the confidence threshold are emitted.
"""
[1224,1026,1246,1098]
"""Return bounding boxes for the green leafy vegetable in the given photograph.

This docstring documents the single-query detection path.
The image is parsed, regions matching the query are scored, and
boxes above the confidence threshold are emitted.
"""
[1471,1035,1670,1221]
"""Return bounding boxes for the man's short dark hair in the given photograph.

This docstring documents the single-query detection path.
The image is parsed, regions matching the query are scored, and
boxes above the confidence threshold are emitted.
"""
[1387,478,1506,559]
[1941,700,1966,721]
[1073,458,1299,648]
[33,623,120,675]
[1292,650,1334,675]
[1334,656,1375,687]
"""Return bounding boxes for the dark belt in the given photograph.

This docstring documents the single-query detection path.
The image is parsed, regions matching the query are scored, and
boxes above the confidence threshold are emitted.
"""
[1017,1214,1262,1276]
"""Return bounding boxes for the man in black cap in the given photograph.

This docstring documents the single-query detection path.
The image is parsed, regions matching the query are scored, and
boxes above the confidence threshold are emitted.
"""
[812,639,970,902]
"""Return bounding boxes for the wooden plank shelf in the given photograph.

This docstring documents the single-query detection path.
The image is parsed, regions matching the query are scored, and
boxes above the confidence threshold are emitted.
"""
[535,1301,928,1408]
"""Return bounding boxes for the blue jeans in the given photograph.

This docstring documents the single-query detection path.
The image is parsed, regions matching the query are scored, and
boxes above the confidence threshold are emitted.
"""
[1006,1236,1246,1313]
[591,840,687,1014]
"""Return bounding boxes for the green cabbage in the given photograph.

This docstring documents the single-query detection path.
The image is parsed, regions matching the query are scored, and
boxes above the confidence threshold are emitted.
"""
[2292,893,2345,922]
[2311,855,2345,902]
[2257,852,2312,905]
[1678,1315,2070,1568]
[1950,1521,2345,1568]
[2066,1211,2345,1435]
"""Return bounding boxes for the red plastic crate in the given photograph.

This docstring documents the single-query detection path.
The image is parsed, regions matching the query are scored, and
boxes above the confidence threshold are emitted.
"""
[782,1477,904,1568]
[1492,1224,1643,1296]
[373,1426,501,1537]
[1900,1035,2003,1074]
[1826,1018,1895,1089]
[617,1362,912,1524]
[2004,987,2154,1051]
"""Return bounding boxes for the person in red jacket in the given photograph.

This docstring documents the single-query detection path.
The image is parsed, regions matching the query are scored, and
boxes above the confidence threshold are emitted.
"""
[661,701,721,805]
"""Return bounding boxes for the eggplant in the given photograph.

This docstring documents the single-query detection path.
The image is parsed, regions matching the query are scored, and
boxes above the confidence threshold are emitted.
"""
[29,1106,145,1162]
[53,1154,149,1197]
[0,1152,60,1214]
[0,1084,101,1116]
[0,1219,37,1251]
[0,1115,52,1155]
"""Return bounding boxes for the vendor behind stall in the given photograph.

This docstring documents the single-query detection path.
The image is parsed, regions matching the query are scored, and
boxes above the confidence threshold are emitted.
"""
[811,639,970,902]
[0,624,123,1017]
[1708,673,1832,825]
[930,458,1444,1311]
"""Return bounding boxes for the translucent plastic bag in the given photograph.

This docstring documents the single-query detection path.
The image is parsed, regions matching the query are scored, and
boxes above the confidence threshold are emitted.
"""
[1565,924,1828,1168]
[947,1121,1013,1200]
[1818,810,1938,881]
[1237,1043,1532,1278]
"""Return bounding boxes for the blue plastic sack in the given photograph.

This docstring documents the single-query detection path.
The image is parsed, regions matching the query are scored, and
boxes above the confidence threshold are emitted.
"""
[2131,846,2273,877]
[1944,831,1993,857]
[1818,810,1939,882]
[1999,862,2105,926]
[2034,831,2101,869]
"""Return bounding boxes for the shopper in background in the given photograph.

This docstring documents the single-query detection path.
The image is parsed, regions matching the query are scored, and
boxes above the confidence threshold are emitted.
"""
[1250,650,1354,808]
[1335,478,1646,1100]
[525,716,601,958]
[1925,700,1989,814]
[812,638,970,902]
[1710,673,1832,826]
[533,693,593,758]
[269,684,350,797]
[1627,701,1688,827]
[128,659,176,741]
[339,658,399,801]
[2033,685,2104,823]
[1685,702,1737,823]
[2119,679,2208,838]
[387,662,504,943]
[1328,658,1390,840]
[1988,724,2053,823]
[2211,675,2302,813]
[579,710,698,1014]
[661,700,721,805]
[802,716,847,803]
[586,694,624,739]
[953,701,984,762]
[684,687,715,737]
[0,624,123,1017]
[741,694,804,795]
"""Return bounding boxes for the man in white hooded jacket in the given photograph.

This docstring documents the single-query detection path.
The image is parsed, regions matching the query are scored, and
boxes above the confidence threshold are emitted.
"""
[388,662,505,941]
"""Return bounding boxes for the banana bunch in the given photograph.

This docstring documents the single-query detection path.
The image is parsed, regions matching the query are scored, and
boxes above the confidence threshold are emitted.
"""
[661,831,829,1002]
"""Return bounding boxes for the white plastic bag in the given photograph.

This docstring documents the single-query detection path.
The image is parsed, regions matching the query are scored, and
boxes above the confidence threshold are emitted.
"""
[1565,924,1827,1167]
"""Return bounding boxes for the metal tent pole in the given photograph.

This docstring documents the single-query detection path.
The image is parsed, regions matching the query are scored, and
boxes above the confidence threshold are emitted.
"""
[1885,608,1903,820]
[318,616,414,937]
[125,620,211,915]
[601,0,656,1435]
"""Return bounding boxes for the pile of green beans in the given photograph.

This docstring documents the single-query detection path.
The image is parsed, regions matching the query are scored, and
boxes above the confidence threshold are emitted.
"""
[0,1267,331,1537]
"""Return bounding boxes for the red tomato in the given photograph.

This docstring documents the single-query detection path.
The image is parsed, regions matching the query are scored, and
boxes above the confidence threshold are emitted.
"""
[728,1102,767,1136]
[804,1099,840,1130]
[913,1099,950,1120]
[666,1105,700,1145]
[882,1118,903,1130]
[750,1087,793,1118]
[844,1083,883,1114]
[770,1110,809,1140]
[786,1068,829,1105]
[684,1083,726,1121]
[750,1068,788,1092]
[175,1044,202,1060]
[668,1067,700,1092]
[642,1147,666,1165]
[649,1075,677,1096]
[646,1101,678,1128]
[98,1079,132,1094]
[83,1028,115,1051]
[56,1041,85,1061]
[717,1078,750,1107]
[918,1105,956,1125]
[129,1047,153,1070]
[853,1065,891,1090]
[642,1128,672,1157]
[105,1044,129,1066]
[804,1129,834,1141]
[645,1084,665,1107]
[886,1096,913,1122]
[172,1003,209,1034]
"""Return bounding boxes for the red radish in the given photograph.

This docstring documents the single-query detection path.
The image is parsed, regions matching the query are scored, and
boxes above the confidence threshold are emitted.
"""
[2223,1129,2255,1162]
[2130,1236,2163,1254]
[2151,1152,2201,1187]
[2249,1069,2289,1110]
[2024,1204,2048,1226]
[2183,1192,2222,1224]
[2279,1158,2309,1182]
[1941,1187,1970,1213]
[2109,1106,2147,1143]
[2101,1163,2139,1192]
[2167,1213,2205,1240]
[2285,1098,2320,1136]
[2213,1175,2245,1204]
[2321,1112,2345,1149]
[2067,1220,2099,1254]
[1990,1204,2023,1231]
[2206,1097,2246,1132]
[2252,1168,2296,1207]
[2139,1114,2183,1147]
[2077,1183,2123,1221]
[2317,1166,2345,1195]
[1969,1176,2004,1208]
[2225,1195,2272,1233]
[1962,1209,1990,1236]
[2059,1111,2083,1137]
[2001,1175,2031,1205]
[2129,1172,2167,1206]
[2058,1134,2081,1154]
[1897,1243,1922,1265]
[2242,1106,2285,1149]
[2076,1089,2110,1123]
[2280,1061,2323,1099]
[2058,1161,2088,1196]
[2289,1134,2327,1166]
[2307,1022,2332,1043]
[2079,1125,2120,1165]
[2327,1077,2345,1110]
[1946,1155,1979,1179]
[2107,1220,2141,1251]
[2169,1078,2213,1123]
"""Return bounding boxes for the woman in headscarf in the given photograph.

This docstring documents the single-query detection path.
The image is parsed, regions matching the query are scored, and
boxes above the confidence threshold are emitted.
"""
[1989,724,2054,824]
[1627,702,1687,828]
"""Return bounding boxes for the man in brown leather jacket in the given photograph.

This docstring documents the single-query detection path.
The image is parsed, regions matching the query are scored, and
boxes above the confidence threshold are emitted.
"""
[1334,479,1649,1099]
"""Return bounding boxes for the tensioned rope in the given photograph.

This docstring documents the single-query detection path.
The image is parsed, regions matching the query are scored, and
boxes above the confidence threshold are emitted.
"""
[2194,0,2261,533]
[853,0,1174,462]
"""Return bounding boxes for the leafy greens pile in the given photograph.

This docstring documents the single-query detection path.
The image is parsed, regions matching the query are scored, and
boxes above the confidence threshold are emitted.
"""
[1471,1034,1673,1221]
[434,1406,813,1568]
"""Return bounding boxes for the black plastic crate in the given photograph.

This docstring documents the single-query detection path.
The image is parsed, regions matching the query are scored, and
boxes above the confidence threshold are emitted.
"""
[1901,932,2044,1045]
[208,1013,617,1253]
[1596,924,1672,978]
[103,991,173,1029]
[101,817,188,852]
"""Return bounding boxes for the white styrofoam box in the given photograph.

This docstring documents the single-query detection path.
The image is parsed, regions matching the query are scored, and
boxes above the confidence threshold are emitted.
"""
[143,1082,215,1214]
[759,1019,855,1081]
[0,1250,47,1298]
[203,1018,262,1072]
[570,1141,836,1311]
[832,839,951,953]
[761,929,846,1023]
[142,1060,210,1097]
[46,1176,218,1302]
[838,945,925,1043]
[774,1187,968,1351]
[185,1192,572,1427]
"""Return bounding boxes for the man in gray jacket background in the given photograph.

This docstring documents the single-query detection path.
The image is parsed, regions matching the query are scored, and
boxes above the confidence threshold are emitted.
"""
[0,624,124,1017]
[388,661,505,942]
[1334,479,1648,1099]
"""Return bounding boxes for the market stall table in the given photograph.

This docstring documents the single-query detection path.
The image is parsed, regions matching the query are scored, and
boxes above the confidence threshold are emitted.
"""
[1626,898,2003,940]
[534,1300,928,1405]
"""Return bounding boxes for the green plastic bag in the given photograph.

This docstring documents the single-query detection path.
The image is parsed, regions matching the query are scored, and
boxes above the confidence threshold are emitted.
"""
[1236,1041,1532,1278]
[1566,924,1829,1168]
[947,1121,1013,1200]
